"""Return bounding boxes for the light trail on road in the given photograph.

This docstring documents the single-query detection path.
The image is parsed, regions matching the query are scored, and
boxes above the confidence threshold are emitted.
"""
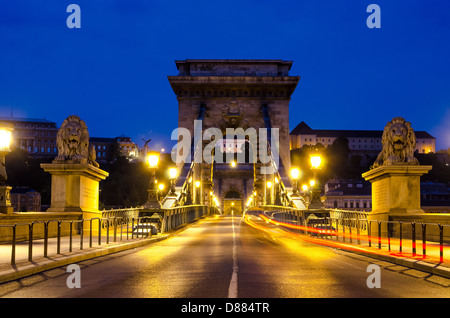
[244,214,446,265]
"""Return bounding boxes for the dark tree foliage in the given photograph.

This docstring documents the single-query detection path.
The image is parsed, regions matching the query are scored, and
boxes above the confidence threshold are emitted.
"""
[5,148,52,205]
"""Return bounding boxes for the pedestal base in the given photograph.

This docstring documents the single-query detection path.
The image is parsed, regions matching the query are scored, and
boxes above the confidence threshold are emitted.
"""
[41,162,109,213]
[0,185,13,214]
[362,164,432,235]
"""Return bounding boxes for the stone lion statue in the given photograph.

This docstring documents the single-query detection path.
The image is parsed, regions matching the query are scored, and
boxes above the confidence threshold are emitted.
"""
[55,115,99,167]
[373,117,419,168]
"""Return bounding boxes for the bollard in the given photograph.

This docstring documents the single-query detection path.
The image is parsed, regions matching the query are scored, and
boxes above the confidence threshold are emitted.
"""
[44,221,49,257]
[106,218,110,244]
[399,221,403,253]
[412,222,416,256]
[69,221,73,253]
[80,220,84,250]
[114,217,117,242]
[57,220,62,254]
[387,222,391,252]
[422,223,426,258]
[378,221,381,250]
[98,218,102,246]
[90,218,93,248]
[368,220,372,248]
[28,223,33,262]
[11,225,16,265]
[356,219,361,245]
[439,224,444,263]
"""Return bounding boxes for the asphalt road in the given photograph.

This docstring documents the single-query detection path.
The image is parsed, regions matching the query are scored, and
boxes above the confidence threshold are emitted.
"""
[1,214,450,299]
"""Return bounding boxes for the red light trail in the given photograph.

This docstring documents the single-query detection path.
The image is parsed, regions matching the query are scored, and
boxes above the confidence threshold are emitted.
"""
[243,214,447,264]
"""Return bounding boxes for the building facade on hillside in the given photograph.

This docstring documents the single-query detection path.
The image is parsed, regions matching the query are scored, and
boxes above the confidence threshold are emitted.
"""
[420,182,450,213]
[0,116,58,158]
[10,187,41,212]
[321,179,450,213]
[90,135,139,162]
[321,179,372,211]
[290,121,436,154]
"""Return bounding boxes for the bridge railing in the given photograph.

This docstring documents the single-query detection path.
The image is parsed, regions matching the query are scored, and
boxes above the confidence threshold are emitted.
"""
[0,216,153,266]
[162,205,220,233]
[261,209,450,263]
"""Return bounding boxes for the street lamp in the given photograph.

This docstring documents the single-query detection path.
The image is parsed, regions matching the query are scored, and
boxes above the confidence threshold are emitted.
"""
[266,180,273,205]
[157,183,165,201]
[168,167,178,195]
[309,153,324,209]
[144,150,161,209]
[195,180,201,204]
[290,167,300,195]
[0,122,13,214]
[310,155,322,170]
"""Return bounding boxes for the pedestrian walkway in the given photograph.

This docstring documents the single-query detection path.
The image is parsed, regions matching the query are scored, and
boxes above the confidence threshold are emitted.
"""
[0,231,169,284]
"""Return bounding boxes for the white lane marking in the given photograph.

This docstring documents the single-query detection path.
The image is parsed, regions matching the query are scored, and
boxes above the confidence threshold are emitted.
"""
[227,212,239,298]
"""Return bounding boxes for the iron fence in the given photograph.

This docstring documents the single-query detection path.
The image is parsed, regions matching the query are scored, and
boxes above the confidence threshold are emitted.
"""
[266,212,450,264]
[0,216,152,266]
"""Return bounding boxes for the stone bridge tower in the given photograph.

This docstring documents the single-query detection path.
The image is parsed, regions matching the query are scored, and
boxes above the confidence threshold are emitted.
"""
[168,60,300,213]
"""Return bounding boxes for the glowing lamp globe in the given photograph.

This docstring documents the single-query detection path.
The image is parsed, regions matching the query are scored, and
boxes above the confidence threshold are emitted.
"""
[310,155,322,169]
[147,151,160,168]
[0,124,13,152]
[290,168,300,180]
[168,167,178,179]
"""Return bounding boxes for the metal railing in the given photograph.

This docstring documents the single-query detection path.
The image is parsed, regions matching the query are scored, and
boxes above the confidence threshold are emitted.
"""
[266,212,450,263]
[0,216,153,266]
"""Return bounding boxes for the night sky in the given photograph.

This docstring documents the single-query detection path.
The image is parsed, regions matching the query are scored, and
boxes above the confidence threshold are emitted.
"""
[0,1,449,152]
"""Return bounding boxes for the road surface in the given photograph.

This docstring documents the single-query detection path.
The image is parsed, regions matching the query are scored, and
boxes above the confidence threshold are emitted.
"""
[1,214,450,299]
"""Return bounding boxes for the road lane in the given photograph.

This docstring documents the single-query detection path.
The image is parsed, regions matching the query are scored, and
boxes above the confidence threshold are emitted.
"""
[1,215,450,298]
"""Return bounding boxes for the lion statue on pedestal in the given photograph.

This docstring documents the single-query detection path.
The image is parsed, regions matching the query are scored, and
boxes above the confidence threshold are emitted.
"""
[55,115,99,167]
[373,117,419,168]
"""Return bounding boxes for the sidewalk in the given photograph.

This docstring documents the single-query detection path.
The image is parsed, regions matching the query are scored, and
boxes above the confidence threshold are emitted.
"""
[0,231,170,284]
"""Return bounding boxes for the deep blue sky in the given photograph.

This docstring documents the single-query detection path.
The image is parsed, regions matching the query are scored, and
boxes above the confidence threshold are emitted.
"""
[0,1,449,151]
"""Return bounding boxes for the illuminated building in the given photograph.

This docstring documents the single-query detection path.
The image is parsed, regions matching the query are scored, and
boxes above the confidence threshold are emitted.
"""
[290,121,436,154]
[0,116,58,158]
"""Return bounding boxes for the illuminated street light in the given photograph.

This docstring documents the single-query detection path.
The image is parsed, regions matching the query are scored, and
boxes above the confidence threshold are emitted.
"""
[168,167,178,195]
[0,122,14,214]
[310,155,322,170]
[290,167,300,195]
[290,168,300,180]
[309,153,324,209]
[266,180,273,205]
[147,151,160,168]
[194,180,201,204]
[144,150,161,209]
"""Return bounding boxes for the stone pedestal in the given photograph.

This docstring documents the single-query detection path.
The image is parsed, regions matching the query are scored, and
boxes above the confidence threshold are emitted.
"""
[362,164,432,235]
[0,185,13,214]
[41,162,109,213]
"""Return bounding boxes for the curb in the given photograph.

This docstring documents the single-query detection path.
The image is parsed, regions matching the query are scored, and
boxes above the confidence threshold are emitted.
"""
[0,235,169,284]
[347,248,450,279]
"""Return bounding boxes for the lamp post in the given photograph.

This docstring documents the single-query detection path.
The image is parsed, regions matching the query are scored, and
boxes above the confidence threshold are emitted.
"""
[168,167,178,196]
[195,180,201,204]
[144,150,161,209]
[0,123,13,214]
[309,154,324,209]
[290,167,300,195]
[157,183,165,201]
[266,180,272,205]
